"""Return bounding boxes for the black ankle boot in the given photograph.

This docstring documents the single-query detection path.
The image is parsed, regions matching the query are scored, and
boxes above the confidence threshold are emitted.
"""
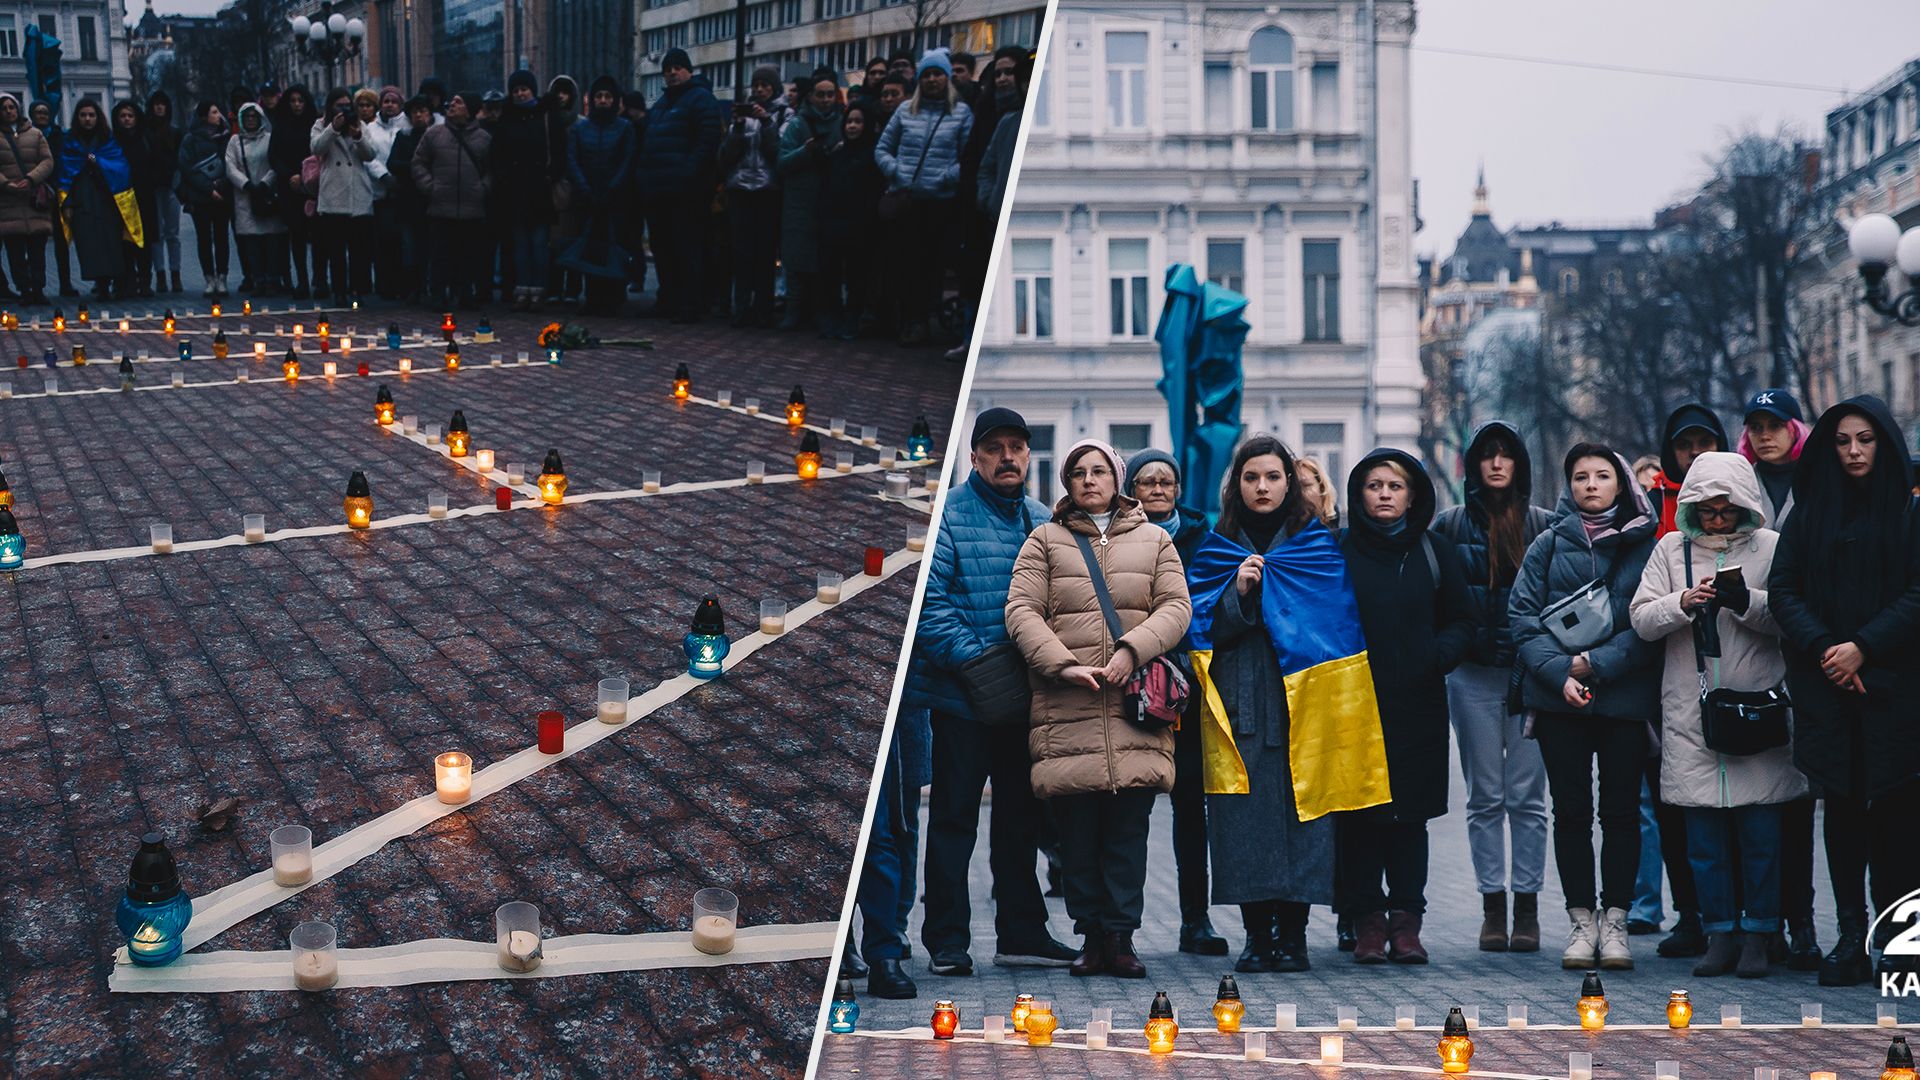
[1658,911,1708,958]
[1180,918,1229,956]
[1786,917,1822,971]
[1820,910,1871,987]
[1336,912,1357,953]
[1269,902,1310,973]
[1237,903,1274,973]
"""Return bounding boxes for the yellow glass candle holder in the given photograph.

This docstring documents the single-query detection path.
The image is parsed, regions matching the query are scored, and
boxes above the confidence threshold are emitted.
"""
[1024,1001,1057,1047]
[1145,991,1178,1054]
[1667,989,1693,1029]
[1577,971,1608,1031]
[536,449,568,506]
[343,471,373,529]
[1010,993,1033,1033]
[1212,974,1244,1033]
[1439,1007,1473,1074]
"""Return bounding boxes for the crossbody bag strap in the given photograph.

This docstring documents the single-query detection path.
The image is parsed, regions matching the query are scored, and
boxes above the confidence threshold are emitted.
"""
[1,126,26,181]
[904,111,945,189]
[1072,530,1127,648]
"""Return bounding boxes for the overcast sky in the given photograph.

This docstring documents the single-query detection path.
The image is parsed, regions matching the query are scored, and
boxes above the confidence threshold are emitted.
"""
[1411,0,1920,256]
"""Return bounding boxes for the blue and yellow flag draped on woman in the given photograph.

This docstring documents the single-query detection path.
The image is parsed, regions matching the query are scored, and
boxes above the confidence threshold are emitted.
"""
[1185,521,1390,820]
[55,132,143,247]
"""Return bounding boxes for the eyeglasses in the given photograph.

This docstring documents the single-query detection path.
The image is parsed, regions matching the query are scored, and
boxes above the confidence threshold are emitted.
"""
[1066,466,1114,483]
[1695,505,1743,521]
[1133,478,1177,490]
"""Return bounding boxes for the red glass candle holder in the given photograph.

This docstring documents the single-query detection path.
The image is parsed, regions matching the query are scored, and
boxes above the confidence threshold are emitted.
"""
[495,487,513,510]
[15,355,25,369]
[864,547,885,576]
[537,710,565,754]
[356,361,370,376]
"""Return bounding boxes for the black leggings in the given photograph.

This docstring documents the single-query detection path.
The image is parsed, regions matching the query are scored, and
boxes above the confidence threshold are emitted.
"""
[1825,777,1920,925]
[191,204,231,280]
[1536,712,1645,912]
[1336,816,1431,914]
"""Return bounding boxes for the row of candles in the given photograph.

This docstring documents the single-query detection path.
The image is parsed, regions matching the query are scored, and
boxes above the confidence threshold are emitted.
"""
[1,299,362,331]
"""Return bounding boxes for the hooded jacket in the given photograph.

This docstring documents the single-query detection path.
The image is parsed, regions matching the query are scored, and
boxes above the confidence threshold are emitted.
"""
[0,96,54,238]
[266,87,316,203]
[310,116,376,216]
[174,113,231,209]
[1651,403,1730,537]
[1630,452,1804,808]
[720,93,788,192]
[1737,418,1809,527]
[1340,448,1477,821]
[874,93,972,199]
[1767,395,1920,800]
[144,92,181,192]
[545,76,581,192]
[491,89,554,222]
[1432,421,1555,668]
[636,72,723,199]
[1005,443,1192,798]
[1509,450,1662,720]
[224,104,283,235]
[566,94,635,205]
[776,99,843,274]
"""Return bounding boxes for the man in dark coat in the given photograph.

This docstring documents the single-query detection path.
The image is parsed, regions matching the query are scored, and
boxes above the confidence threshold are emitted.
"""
[1335,448,1476,963]
[639,48,724,323]
[493,69,555,309]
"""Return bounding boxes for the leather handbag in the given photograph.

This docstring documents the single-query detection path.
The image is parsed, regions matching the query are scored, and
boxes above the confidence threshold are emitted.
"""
[1072,531,1189,730]
[957,642,1034,727]
[1685,539,1790,756]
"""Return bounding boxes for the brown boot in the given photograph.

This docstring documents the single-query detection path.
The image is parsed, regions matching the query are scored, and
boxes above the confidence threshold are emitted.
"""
[1480,893,1509,952]
[1387,911,1429,964]
[1353,912,1389,964]
[1069,934,1106,977]
[1104,931,1147,979]
[1510,893,1542,952]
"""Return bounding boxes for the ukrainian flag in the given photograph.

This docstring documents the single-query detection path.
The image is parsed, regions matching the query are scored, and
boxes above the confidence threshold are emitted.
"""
[55,135,144,248]
[1185,521,1390,820]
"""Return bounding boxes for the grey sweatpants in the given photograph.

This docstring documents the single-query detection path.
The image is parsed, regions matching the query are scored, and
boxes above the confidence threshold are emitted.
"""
[1448,661,1549,895]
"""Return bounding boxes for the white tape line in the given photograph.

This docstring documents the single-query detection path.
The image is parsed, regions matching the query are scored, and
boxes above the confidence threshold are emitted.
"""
[379,420,541,498]
[685,393,922,454]
[154,546,922,955]
[10,350,536,399]
[110,922,838,993]
[845,1029,1557,1079]
[27,302,360,327]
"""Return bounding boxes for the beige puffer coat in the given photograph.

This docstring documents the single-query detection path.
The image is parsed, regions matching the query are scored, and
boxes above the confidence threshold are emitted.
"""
[1629,451,1807,808]
[1006,495,1193,798]
[0,105,54,239]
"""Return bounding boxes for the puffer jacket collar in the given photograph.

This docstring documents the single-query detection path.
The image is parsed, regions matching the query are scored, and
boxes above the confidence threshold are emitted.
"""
[1052,494,1148,539]
[967,469,1032,524]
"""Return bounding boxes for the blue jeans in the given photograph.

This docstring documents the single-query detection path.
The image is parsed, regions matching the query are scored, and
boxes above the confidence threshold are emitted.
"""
[857,745,909,961]
[1630,778,1667,925]
[512,223,550,291]
[1684,804,1782,934]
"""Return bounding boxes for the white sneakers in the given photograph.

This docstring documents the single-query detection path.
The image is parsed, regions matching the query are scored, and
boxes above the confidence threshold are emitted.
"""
[1563,907,1598,968]
[1597,907,1634,970]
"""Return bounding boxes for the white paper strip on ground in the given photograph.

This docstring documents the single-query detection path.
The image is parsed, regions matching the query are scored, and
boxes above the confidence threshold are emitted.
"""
[111,921,838,993]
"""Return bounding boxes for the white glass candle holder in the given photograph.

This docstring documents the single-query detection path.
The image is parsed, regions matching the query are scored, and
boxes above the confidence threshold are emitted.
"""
[275,323,286,335]
[598,678,629,724]
[743,397,760,415]
[829,417,846,435]
[1881,1003,1900,1026]
[643,469,661,493]
[234,368,247,383]
[517,350,530,365]
[691,888,738,955]
[760,599,787,636]
[906,526,927,553]
[817,571,843,604]
[270,825,313,886]
[1275,1003,1296,1030]
[340,337,352,353]
[424,423,441,445]
[400,414,418,434]
[983,1015,1004,1043]
[428,492,448,519]
[490,353,502,367]
[1091,1007,1112,1027]
[1754,1070,1779,1080]
[860,425,877,446]
[1812,1073,1838,1080]
[150,523,173,554]
[880,448,899,469]
[476,449,495,472]
[1508,1003,1529,1029]
[1801,1003,1822,1026]
[43,373,57,393]
[1320,1035,1344,1065]
[885,472,911,498]
[292,323,303,337]
[495,901,542,973]
[1720,1003,1741,1027]
[435,751,473,803]
[1396,1005,1416,1030]
[322,360,337,377]
[834,452,853,473]
[1336,1005,1358,1030]
[1084,1020,1107,1049]
[1569,1052,1593,1080]
[715,389,732,407]
[506,463,525,484]
[290,920,338,991]
[924,475,942,496]
[1657,1061,1680,1080]
[1461,1005,1479,1030]
[0,381,10,399]
[746,460,765,484]
[1244,1031,1266,1061]
[254,341,267,359]
[397,356,412,373]
[244,513,267,542]
[171,371,184,387]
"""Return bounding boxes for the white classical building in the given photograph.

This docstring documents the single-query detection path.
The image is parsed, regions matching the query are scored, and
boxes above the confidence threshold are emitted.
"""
[0,0,133,122]
[969,0,1422,506]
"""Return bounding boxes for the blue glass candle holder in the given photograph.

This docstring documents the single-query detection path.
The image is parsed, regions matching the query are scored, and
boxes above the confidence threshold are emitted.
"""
[119,357,136,390]
[0,506,24,571]
[683,596,729,679]
[545,345,563,366]
[828,977,860,1033]
[115,833,192,966]
[41,349,55,368]
[386,323,403,349]
[907,415,934,461]
[177,341,192,362]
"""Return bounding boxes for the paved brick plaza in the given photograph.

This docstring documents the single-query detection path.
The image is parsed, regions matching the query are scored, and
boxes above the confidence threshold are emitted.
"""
[0,303,961,1079]
[817,795,1914,1079]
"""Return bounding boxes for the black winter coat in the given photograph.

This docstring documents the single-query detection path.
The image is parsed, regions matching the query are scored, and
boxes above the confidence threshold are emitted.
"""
[1767,395,1920,800]
[1340,448,1477,821]
[818,134,883,234]
[490,101,554,224]
[1430,421,1553,668]
[636,74,723,199]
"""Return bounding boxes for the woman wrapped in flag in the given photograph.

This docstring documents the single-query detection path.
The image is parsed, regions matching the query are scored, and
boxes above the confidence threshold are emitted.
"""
[1185,434,1393,975]
[55,98,142,297]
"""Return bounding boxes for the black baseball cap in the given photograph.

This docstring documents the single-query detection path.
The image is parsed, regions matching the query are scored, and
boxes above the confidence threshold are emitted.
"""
[1743,388,1803,424]
[970,406,1031,448]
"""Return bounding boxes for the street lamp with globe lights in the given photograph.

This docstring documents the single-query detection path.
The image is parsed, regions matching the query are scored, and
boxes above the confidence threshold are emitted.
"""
[289,4,365,88]
[1846,212,1920,327]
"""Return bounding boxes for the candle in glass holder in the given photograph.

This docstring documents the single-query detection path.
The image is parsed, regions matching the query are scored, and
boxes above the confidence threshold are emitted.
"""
[1720,1003,1741,1027]
[885,472,911,497]
[343,471,373,528]
[1146,992,1178,1054]
[1508,1003,1528,1028]
[397,356,412,373]
[860,425,878,446]
[434,752,472,803]
[643,469,661,493]
[760,599,787,636]
[983,1016,1004,1043]
[1569,1052,1593,1080]
[598,678,629,724]
[150,523,173,554]
[1801,1003,1821,1027]
[537,450,568,505]
[424,423,441,445]
[401,414,418,434]
[864,547,886,576]
[1883,1004,1901,1027]
[1578,972,1609,1030]
[1397,1004,1417,1030]
[906,527,927,553]
[1321,1035,1345,1065]
[817,571,843,604]
[1025,1001,1057,1046]
[290,921,338,991]
[829,417,847,436]
[835,452,853,473]
[746,460,765,484]
[171,371,184,388]
[930,1000,959,1040]
[1337,1005,1359,1030]
[496,901,542,973]
[476,449,495,472]
[446,411,468,457]
[254,341,267,359]
[271,825,314,885]
[743,397,760,415]
[1668,989,1693,1028]
[690,888,738,955]
[1084,1020,1108,1049]
[495,487,512,510]
[516,351,530,365]
[1276,1004,1297,1030]
[322,360,337,378]
[715,389,732,407]
[245,513,266,542]
[1245,1032,1267,1061]
[428,492,448,519]
[506,463,525,484]
[1656,1062,1680,1080]
[537,710,565,754]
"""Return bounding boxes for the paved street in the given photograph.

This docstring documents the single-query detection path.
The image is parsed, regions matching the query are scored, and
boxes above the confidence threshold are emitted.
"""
[818,784,1914,1078]
[0,301,961,1079]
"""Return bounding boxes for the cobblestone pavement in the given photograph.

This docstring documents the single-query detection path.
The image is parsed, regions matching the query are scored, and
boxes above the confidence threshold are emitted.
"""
[817,787,1915,1078]
[0,303,962,1079]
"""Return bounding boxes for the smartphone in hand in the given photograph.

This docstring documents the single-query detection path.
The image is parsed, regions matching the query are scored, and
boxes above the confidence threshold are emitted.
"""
[1713,566,1750,611]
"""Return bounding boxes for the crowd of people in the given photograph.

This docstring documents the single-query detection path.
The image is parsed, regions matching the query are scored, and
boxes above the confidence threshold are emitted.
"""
[0,44,1031,354]
[845,392,1920,1000]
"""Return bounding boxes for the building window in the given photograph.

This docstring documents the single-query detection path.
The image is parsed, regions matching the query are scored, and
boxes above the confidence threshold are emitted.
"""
[1109,238,1151,337]
[1559,268,1579,296]
[1108,424,1153,457]
[1301,422,1345,490]
[1011,239,1053,339]
[780,0,802,24]
[1248,26,1294,132]
[76,15,97,60]
[1311,62,1338,129]
[38,15,56,37]
[1603,268,1624,294]
[1302,240,1340,342]
[1207,239,1245,294]
[1204,62,1232,132]
[1105,31,1148,130]
[819,0,865,16]
[0,15,16,59]
[1028,424,1057,504]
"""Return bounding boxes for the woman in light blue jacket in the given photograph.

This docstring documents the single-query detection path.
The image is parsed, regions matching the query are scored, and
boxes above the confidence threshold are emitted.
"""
[875,49,972,347]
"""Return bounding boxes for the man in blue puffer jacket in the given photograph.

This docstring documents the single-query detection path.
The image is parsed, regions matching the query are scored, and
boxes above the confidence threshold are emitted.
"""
[910,407,1076,976]
[640,48,724,323]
